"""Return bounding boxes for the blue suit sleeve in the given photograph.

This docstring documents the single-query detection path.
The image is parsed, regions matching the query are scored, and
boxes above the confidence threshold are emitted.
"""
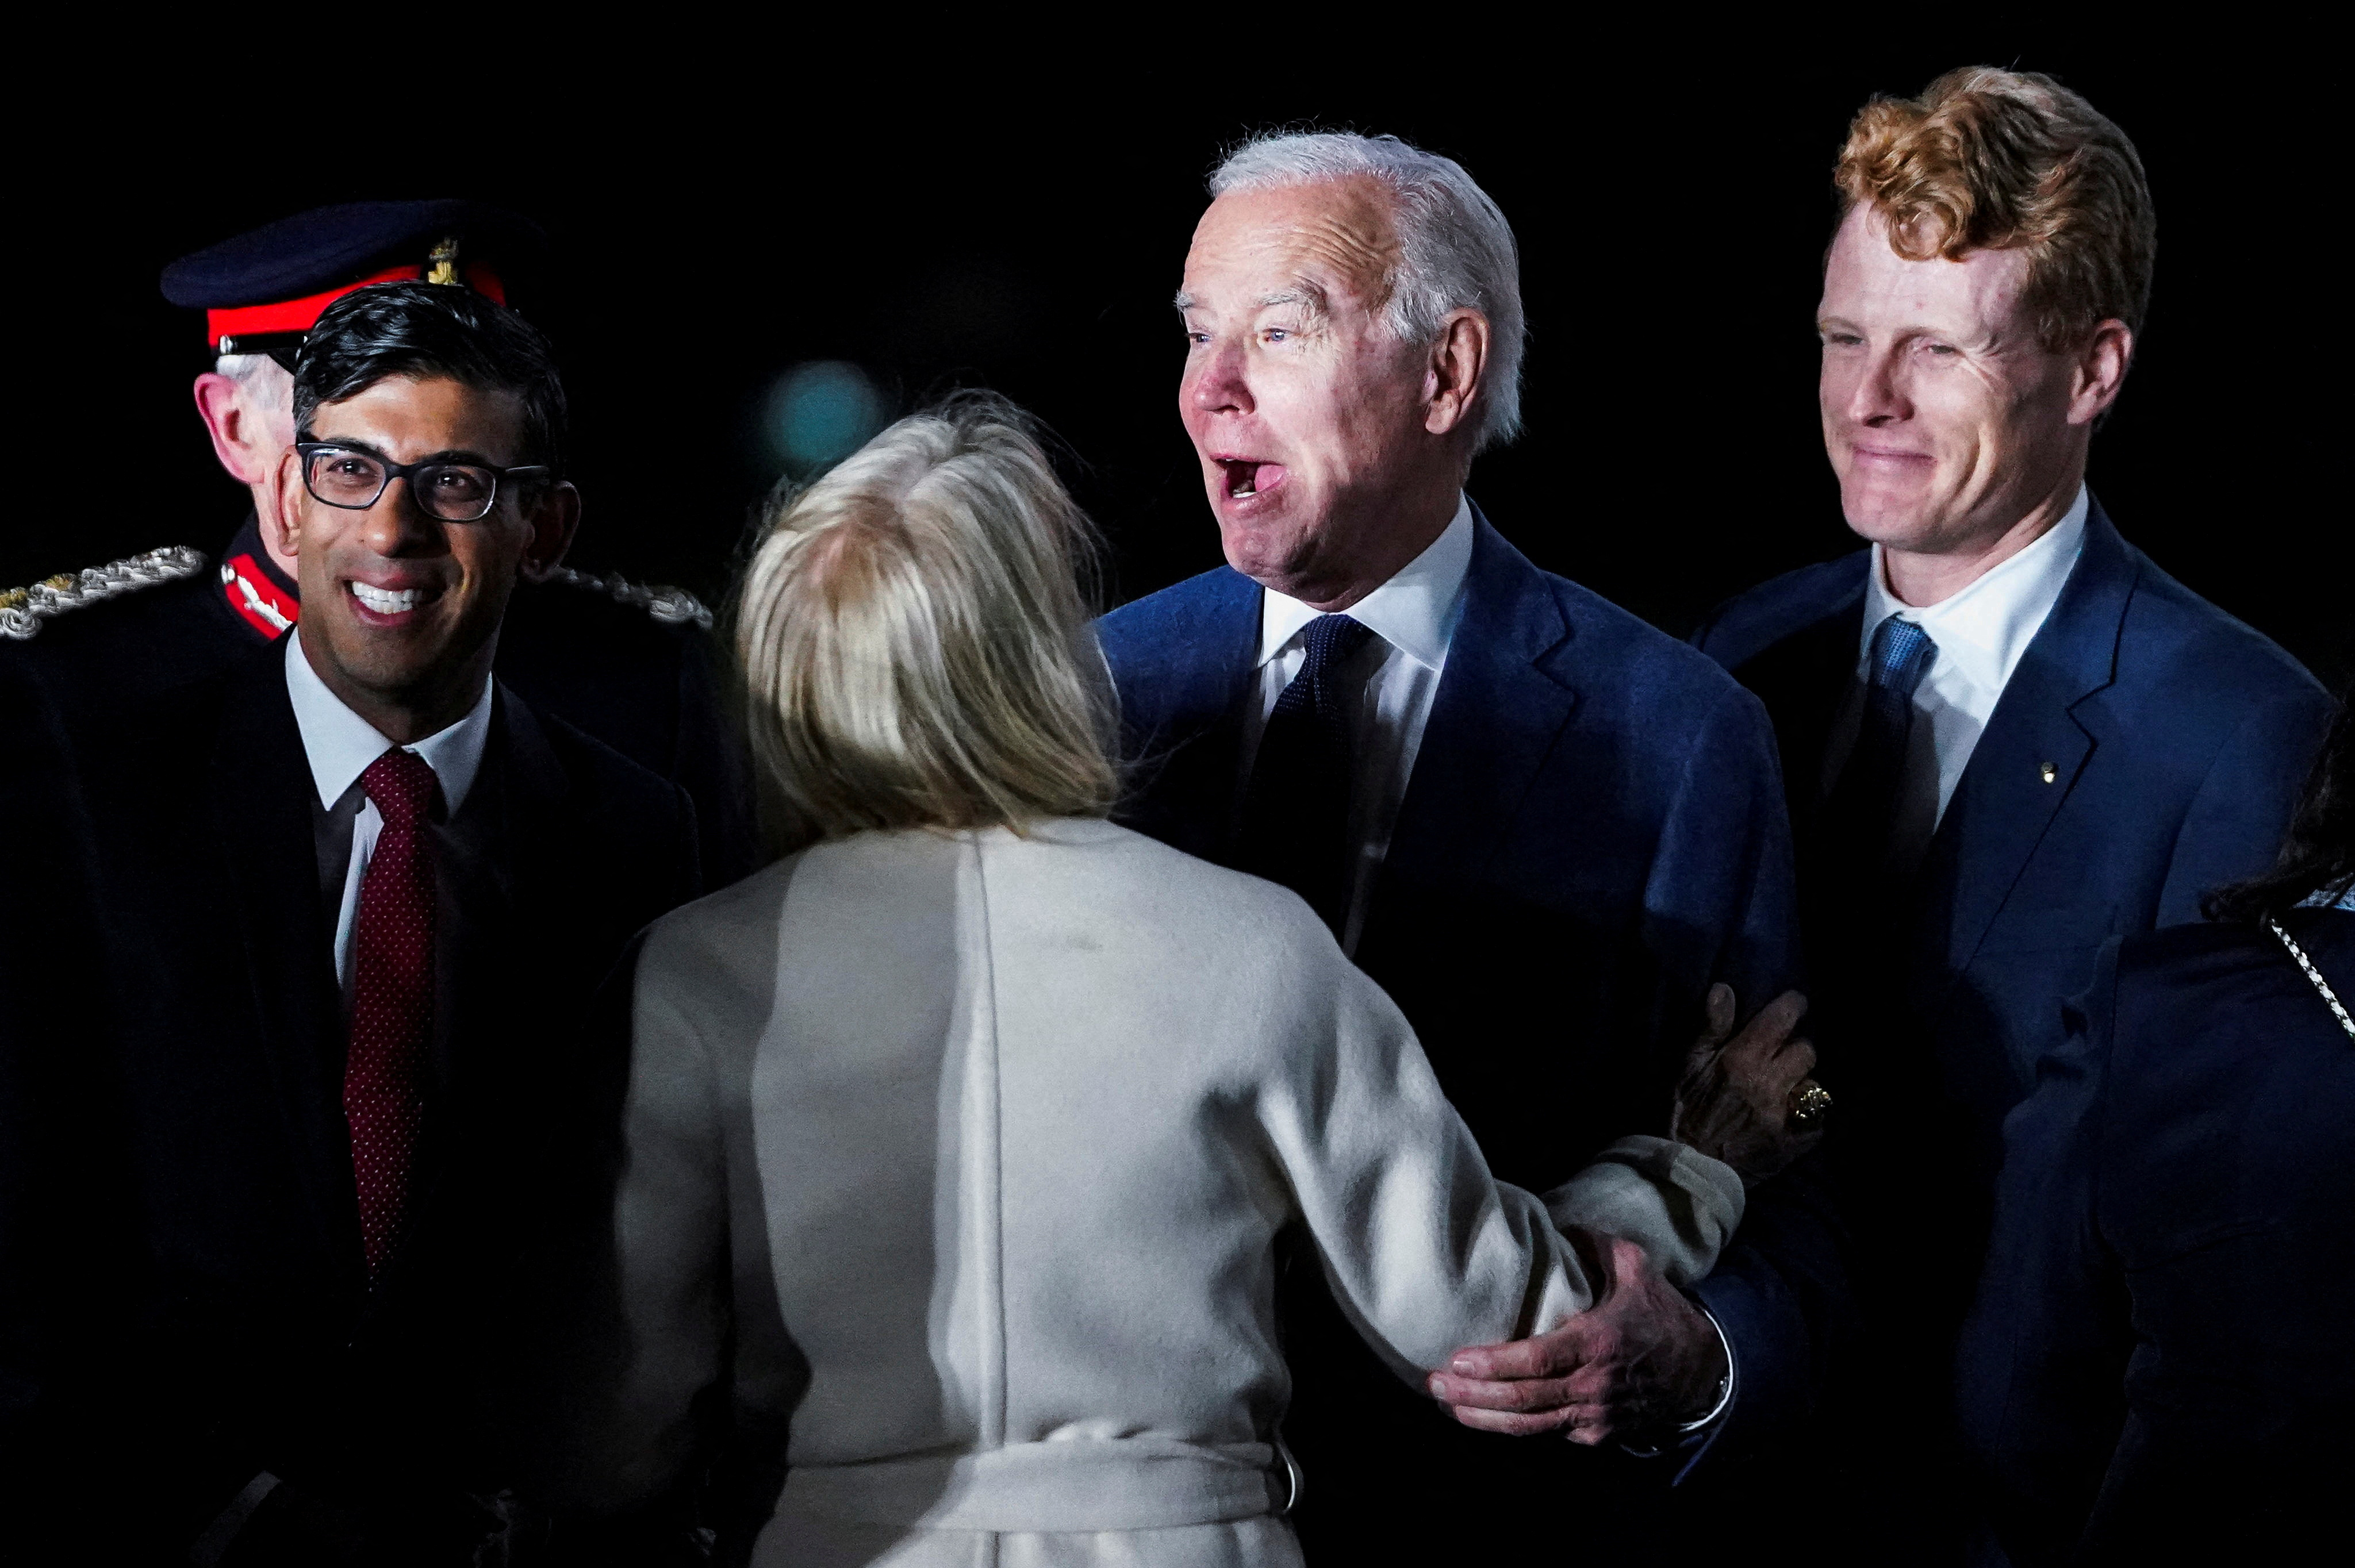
[2154,689,2334,925]
[1958,940,2131,1564]
[1637,683,1856,1477]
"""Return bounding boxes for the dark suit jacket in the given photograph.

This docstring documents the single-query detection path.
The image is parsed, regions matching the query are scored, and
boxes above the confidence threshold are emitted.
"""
[5,514,754,890]
[1,644,700,1560]
[1098,509,1847,1548]
[1957,910,2355,1565]
[1693,499,2331,1306]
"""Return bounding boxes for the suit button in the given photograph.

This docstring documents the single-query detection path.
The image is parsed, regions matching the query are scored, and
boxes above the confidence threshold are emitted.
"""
[2039,762,2058,783]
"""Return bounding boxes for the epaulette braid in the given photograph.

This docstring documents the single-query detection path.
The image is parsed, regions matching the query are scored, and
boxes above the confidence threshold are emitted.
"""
[544,566,714,631]
[1,546,208,641]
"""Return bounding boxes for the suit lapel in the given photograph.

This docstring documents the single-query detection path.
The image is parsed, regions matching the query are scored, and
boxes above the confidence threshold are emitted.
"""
[378,687,567,1306]
[1375,510,1580,900]
[1113,569,1261,862]
[1916,499,2137,973]
[1750,596,1864,832]
[206,660,359,1283]
[443,686,569,1110]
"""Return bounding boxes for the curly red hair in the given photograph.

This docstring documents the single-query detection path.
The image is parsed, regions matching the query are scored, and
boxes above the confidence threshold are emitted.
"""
[1835,67,2155,349]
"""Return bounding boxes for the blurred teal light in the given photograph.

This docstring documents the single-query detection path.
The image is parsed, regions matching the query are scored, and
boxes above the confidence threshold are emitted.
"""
[765,361,885,473]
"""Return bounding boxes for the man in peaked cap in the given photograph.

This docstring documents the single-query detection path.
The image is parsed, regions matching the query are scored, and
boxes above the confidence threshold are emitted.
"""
[2,280,707,1565]
[3,201,752,889]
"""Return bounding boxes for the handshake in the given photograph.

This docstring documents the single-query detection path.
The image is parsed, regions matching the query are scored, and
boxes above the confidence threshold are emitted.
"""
[1426,986,1825,1447]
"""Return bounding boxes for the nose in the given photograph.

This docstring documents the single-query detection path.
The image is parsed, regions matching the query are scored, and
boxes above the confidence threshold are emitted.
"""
[355,476,445,558]
[1186,337,1253,419]
[1846,342,1911,429]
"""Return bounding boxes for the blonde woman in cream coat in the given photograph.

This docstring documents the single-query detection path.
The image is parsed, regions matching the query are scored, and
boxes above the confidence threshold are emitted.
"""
[571,397,1769,1567]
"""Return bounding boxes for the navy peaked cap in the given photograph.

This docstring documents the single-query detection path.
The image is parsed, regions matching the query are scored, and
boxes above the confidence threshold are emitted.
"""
[160,200,546,310]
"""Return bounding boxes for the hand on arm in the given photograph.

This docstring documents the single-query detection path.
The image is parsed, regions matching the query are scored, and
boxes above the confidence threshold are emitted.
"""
[1424,1232,1729,1444]
[1423,986,1821,1443]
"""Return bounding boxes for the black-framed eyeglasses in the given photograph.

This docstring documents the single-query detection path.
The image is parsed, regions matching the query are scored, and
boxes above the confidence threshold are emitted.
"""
[296,441,551,523]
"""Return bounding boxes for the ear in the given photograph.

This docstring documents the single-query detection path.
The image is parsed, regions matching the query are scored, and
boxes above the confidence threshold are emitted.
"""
[193,372,272,483]
[2066,318,2134,426]
[270,445,306,559]
[1423,309,1492,439]
[517,481,582,582]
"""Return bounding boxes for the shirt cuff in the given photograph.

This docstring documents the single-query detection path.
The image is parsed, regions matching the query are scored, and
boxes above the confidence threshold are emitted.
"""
[1678,1304,1738,1431]
[1619,1303,1736,1458]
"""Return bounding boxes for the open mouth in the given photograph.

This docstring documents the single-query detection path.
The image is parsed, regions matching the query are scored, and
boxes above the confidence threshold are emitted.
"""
[1217,458,1287,501]
[347,581,442,619]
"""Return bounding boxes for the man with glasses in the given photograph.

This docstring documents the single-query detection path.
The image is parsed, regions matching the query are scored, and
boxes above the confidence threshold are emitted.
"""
[1,282,703,1564]
[1,201,751,889]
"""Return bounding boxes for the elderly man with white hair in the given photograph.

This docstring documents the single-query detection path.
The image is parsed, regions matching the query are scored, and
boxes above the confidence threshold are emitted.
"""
[1098,132,1850,1553]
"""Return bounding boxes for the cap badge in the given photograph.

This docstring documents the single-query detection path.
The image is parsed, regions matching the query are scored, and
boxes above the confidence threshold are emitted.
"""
[425,237,462,287]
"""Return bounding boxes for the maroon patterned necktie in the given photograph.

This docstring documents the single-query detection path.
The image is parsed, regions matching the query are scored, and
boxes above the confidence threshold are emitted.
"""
[346,747,441,1276]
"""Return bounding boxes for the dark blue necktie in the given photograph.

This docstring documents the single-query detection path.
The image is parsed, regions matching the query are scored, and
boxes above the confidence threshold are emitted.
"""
[1823,613,1936,894]
[1235,613,1376,935]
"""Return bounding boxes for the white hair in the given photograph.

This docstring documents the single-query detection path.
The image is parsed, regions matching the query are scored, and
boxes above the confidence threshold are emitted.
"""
[214,352,293,413]
[1210,130,1525,451]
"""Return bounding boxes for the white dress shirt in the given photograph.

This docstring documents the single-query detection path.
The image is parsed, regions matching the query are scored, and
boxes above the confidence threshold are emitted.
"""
[283,631,493,994]
[1238,494,1475,955]
[1827,486,2089,841]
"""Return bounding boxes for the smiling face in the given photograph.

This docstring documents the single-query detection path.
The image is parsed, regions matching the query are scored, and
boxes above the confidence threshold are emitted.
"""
[1817,202,2111,583]
[1177,180,1472,607]
[277,374,572,741]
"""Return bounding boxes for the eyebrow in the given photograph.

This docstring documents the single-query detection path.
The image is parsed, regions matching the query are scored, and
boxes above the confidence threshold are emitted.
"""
[306,435,508,467]
[1172,283,1333,320]
[1256,286,1326,312]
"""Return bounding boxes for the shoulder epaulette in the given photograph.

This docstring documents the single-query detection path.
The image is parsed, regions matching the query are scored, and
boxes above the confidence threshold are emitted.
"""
[1,546,208,642]
[543,566,714,631]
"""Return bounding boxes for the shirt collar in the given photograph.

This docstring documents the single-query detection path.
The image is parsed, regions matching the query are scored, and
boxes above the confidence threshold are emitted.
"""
[1259,493,1475,670]
[1862,484,2089,694]
[284,629,495,816]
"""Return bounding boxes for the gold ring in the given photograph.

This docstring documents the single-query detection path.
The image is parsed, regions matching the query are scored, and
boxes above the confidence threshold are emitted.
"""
[1789,1081,1832,1126]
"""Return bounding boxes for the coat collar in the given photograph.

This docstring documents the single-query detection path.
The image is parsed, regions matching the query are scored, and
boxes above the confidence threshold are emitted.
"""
[374,682,563,1308]
[1372,504,1580,900]
[1106,501,1579,882]
[206,652,361,1290]
[1104,565,1260,862]
[1916,494,2141,970]
[1114,564,1260,743]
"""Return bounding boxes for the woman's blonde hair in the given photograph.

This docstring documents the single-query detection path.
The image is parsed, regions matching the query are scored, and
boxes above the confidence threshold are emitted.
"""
[734,392,1118,852]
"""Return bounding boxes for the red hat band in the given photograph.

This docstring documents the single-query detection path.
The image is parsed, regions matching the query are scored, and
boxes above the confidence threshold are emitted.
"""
[205,262,508,351]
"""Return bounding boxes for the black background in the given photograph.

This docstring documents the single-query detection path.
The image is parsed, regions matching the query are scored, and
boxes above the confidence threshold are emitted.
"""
[13,46,2345,688]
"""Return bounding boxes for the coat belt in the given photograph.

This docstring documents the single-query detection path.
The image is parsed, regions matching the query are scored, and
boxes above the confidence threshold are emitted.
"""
[780,1439,1287,1533]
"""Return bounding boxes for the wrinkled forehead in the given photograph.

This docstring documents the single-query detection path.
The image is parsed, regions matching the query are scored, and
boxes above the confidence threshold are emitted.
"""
[1822,202,2034,335]
[1180,178,1402,312]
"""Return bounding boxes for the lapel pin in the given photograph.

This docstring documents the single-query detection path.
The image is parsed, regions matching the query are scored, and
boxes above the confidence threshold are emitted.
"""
[2040,762,2058,784]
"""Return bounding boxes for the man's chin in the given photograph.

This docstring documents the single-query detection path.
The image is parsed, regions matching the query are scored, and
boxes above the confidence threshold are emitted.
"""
[1217,532,1314,592]
[1838,486,1949,551]
[319,618,474,695]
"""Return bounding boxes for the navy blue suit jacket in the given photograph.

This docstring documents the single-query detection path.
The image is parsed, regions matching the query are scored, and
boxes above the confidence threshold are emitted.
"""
[0,645,702,1559]
[1957,910,2355,1565]
[1099,509,1846,1538]
[1694,499,2331,1231]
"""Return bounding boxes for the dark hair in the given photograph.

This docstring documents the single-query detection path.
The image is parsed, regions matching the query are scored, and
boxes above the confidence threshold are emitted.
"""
[2205,695,2354,922]
[293,280,567,476]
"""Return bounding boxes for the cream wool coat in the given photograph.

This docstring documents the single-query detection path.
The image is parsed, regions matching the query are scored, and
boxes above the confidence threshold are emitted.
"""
[595,819,1743,1567]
